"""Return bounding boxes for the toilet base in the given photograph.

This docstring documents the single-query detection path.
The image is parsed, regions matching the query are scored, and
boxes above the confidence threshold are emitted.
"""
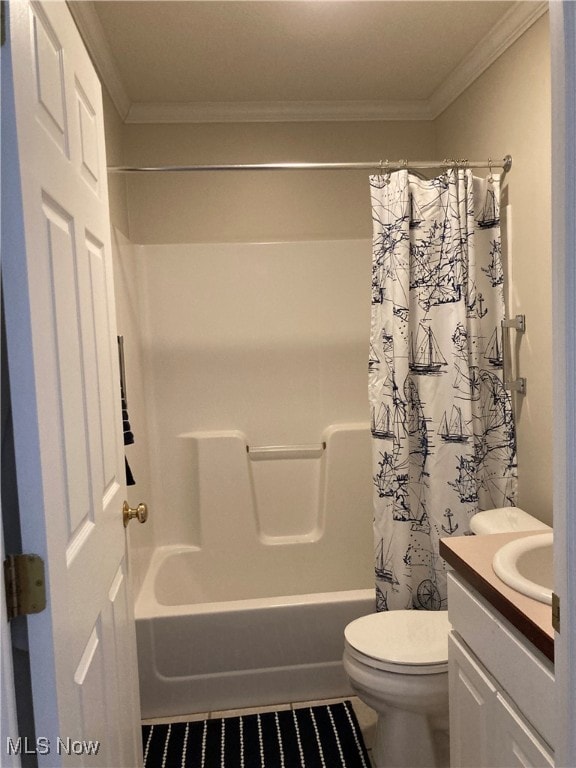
[343,649,449,768]
[372,706,449,768]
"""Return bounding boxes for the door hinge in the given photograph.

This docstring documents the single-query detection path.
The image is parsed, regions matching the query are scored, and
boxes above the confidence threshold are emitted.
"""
[3,554,46,621]
[552,591,560,633]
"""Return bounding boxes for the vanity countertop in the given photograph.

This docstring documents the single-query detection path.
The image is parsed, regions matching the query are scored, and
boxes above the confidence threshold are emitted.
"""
[440,531,554,662]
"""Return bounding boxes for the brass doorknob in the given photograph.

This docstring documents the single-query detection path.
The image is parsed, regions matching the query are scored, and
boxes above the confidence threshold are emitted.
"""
[123,501,148,527]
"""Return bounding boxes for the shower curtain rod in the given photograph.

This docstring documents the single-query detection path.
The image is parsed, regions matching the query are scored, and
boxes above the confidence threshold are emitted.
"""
[107,155,512,174]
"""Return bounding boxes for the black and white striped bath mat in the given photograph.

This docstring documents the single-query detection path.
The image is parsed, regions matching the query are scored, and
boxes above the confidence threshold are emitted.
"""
[142,700,371,767]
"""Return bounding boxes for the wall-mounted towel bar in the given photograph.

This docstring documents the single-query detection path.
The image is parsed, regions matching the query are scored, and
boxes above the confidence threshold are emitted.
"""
[247,443,326,461]
[501,314,526,395]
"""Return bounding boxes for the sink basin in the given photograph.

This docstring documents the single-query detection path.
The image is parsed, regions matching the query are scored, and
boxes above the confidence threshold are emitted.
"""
[492,533,553,605]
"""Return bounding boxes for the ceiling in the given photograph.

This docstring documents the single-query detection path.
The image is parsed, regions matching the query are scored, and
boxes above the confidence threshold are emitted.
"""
[68,1,547,123]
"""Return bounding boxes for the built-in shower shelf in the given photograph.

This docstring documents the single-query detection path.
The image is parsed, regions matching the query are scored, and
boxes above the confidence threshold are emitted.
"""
[247,442,326,461]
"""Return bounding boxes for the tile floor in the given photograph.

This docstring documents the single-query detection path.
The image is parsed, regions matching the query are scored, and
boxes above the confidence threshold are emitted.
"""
[142,696,378,766]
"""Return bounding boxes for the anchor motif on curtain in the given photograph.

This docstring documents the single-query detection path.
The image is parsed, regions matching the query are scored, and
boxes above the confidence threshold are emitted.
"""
[369,168,518,611]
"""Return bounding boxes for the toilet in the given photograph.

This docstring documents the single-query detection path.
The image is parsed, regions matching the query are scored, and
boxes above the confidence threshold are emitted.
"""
[343,507,551,768]
[344,610,450,768]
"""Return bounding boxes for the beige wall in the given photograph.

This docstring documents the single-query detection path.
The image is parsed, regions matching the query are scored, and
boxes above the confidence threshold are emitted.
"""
[121,121,435,243]
[435,14,552,525]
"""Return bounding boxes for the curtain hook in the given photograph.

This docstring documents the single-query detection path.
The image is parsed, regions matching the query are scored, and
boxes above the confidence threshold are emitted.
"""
[382,159,391,185]
[441,158,453,183]
[487,158,494,183]
[456,158,469,175]
[377,160,391,185]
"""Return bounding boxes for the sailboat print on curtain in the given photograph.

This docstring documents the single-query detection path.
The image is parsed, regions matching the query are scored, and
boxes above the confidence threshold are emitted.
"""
[477,184,499,229]
[439,405,470,443]
[483,240,504,286]
[370,169,517,611]
[484,327,503,368]
[409,324,448,374]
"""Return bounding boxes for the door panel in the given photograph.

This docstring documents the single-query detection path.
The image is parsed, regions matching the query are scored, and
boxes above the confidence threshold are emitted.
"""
[32,6,69,156]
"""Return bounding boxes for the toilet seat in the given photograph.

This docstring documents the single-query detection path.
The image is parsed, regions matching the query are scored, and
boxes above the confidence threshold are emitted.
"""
[344,611,450,675]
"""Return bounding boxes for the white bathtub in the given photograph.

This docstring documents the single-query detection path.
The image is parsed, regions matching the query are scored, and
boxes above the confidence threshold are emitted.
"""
[135,423,374,718]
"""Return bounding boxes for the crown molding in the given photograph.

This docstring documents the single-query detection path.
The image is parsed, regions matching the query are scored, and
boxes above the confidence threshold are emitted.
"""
[125,99,433,124]
[429,0,549,119]
[66,1,131,121]
[70,0,548,125]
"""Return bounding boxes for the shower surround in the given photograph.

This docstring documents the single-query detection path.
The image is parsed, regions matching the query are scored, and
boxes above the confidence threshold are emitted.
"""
[130,239,375,715]
[136,424,374,716]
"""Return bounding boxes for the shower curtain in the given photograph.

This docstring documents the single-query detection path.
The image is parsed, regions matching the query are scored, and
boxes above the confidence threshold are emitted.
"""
[369,168,517,611]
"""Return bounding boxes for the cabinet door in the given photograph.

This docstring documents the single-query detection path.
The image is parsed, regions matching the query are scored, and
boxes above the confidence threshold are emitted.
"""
[449,634,496,768]
[450,633,554,768]
[495,693,554,768]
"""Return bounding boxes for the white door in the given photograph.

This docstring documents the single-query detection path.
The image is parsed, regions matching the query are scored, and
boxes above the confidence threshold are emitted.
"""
[2,1,143,765]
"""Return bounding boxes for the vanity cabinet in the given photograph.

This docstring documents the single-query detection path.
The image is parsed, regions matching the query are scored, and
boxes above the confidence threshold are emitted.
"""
[447,572,554,768]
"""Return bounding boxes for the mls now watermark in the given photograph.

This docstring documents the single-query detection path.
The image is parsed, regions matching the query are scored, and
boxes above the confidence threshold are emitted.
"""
[6,736,101,756]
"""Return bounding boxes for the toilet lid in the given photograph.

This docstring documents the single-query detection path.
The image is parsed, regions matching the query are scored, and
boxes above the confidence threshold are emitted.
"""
[344,611,450,668]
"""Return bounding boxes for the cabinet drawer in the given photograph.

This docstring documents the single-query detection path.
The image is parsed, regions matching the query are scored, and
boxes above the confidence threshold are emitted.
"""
[447,572,555,749]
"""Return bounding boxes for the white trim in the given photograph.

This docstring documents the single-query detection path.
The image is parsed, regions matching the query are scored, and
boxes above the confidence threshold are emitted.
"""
[429,1,549,119]
[65,0,131,120]
[550,1,576,766]
[125,99,432,124]
[71,0,547,125]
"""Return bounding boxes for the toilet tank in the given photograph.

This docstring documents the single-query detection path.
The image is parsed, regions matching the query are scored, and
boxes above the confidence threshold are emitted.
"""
[469,507,552,535]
